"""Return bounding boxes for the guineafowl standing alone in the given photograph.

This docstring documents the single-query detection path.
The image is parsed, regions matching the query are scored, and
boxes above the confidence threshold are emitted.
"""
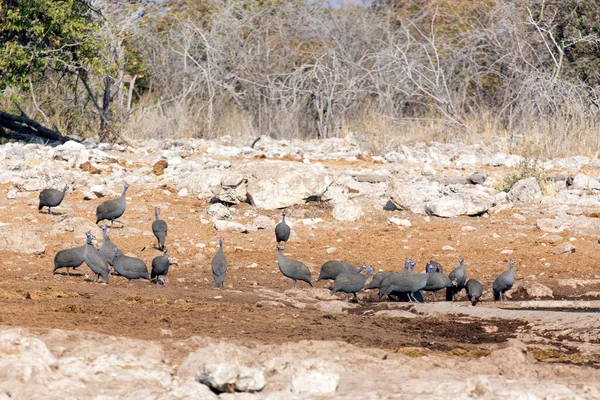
[275,211,290,249]
[39,185,68,215]
[151,248,170,285]
[211,238,228,288]
[446,258,467,301]
[152,207,168,250]
[277,245,312,289]
[83,232,110,284]
[99,225,123,268]
[493,260,515,301]
[318,260,358,281]
[112,248,150,285]
[331,265,373,302]
[96,183,129,227]
[53,245,86,276]
[465,278,483,306]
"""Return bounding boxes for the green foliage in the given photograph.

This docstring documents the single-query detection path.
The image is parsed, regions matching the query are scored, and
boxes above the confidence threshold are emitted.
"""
[0,0,101,91]
[500,155,550,194]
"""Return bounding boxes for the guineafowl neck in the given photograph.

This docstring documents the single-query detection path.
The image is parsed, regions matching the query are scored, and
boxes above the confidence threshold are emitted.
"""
[155,210,159,219]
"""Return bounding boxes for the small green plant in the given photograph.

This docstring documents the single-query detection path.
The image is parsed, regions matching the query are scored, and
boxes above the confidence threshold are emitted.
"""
[500,154,550,194]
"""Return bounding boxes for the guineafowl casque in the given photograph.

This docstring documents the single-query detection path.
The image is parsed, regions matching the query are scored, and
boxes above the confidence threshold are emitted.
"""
[465,278,483,306]
[152,207,168,250]
[96,183,129,227]
[275,211,290,249]
[277,245,312,289]
[211,238,228,288]
[423,264,454,302]
[99,225,122,267]
[83,232,110,284]
[331,265,372,302]
[151,248,170,285]
[112,248,150,285]
[39,185,68,215]
[446,258,466,301]
[493,260,515,301]
[53,245,86,276]
[318,260,358,281]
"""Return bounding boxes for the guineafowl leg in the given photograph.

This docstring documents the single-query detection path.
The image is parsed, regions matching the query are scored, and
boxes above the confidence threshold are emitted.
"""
[48,207,53,215]
[66,268,70,277]
[128,279,132,286]
[353,292,360,303]
[431,292,436,302]
[292,280,296,289]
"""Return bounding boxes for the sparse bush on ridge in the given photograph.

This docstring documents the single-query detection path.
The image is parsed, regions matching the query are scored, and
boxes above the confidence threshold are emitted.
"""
[1,0,600,157]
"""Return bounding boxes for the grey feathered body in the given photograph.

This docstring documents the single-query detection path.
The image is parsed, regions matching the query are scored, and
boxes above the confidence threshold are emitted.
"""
[379,273,428,300]
[275,218,290,243]
[99,230,122,266]
[423,272,452,292]
[332,270,370,295]
[318,260,357,281]
[493,265,514,301]
[365,271,393,290]
[39,188,65,211]
[54,246,86,273]
[446,262,467,301]
[113,253,149,281]
[96,191,127,224]
[465,279,483,306]
[277,249,312,287]
[211,246,228,288]
[151,254,170,281]
[152,219,168,249]
[84,244,110,283]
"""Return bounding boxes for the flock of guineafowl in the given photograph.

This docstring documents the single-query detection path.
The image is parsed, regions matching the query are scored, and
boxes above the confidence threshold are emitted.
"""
[42,183,515,304]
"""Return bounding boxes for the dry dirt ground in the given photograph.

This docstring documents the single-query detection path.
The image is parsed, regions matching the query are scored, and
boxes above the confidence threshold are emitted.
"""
[1,156,600,391]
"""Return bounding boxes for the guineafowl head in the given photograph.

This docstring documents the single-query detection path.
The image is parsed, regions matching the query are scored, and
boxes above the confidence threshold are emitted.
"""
[435,267,442,273]
[410,261,415,271]
[62,185,68,192]
[219,238,224,247]
[124,183,130,192]
[459,258,464,266]
[163,248,168,256]
[113,248,119,255]
[404,259,410,270]
[367,266,374,275]
[425,263,433,274]
[451,278,458,287]
[101,225,107,234]
[358,264,367,272]
[86,231,94,244]
[276,244,282,252]
[155,207,160,218]
[281,211,286,221]
[509,260,515,268]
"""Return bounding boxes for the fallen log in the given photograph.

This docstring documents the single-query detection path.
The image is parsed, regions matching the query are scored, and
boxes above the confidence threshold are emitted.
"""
[0,109,68,143]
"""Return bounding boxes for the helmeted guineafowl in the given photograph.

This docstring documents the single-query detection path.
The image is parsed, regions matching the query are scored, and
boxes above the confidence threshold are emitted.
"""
[99,225,123,267]
[423,264,455,302]
[493,260,515,301]
[378,273,428,302]
[112,248,150,285]
[275,211,290,249]
[426,260,443,273]
[331,265,372,302]
[96,183,129,227]
[151,248,170,285]
[366,271,393,290]
[277,245,312,289]
[152,207,168,250]
[53,245,86,276]
[446,258,467,301]
[318,260,358,281]
[83,232,110,284]
[465,278,483,306]
[211,238,228,288]
[39,185,68,215]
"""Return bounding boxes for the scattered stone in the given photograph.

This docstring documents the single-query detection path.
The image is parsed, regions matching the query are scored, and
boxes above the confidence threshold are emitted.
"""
[7,189,17,199]
[571,173,600,190]
[524,283,554,298]
[197,363,266,393]
[467,171,487,185]
[389,217,411,227]
[500,249,513,254]
[248,215,275,230]
[0,226,45,254]
[178,188,189,197]
[536,218,565,233]
[421,163,436,177]
[425,193,493,218]
[507,177,542,203]
[461,226,477,232]
[442,245,456,251]
[332,201,363,222]
[290,371,339,395]
[152,159,168,175]
[326,247,337,254]
[79,161,101,174]
[206,203,232,221]
[214,173,247,204]
[214,220,248,233]
[513,214,527,222]
[552,242,576,255]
